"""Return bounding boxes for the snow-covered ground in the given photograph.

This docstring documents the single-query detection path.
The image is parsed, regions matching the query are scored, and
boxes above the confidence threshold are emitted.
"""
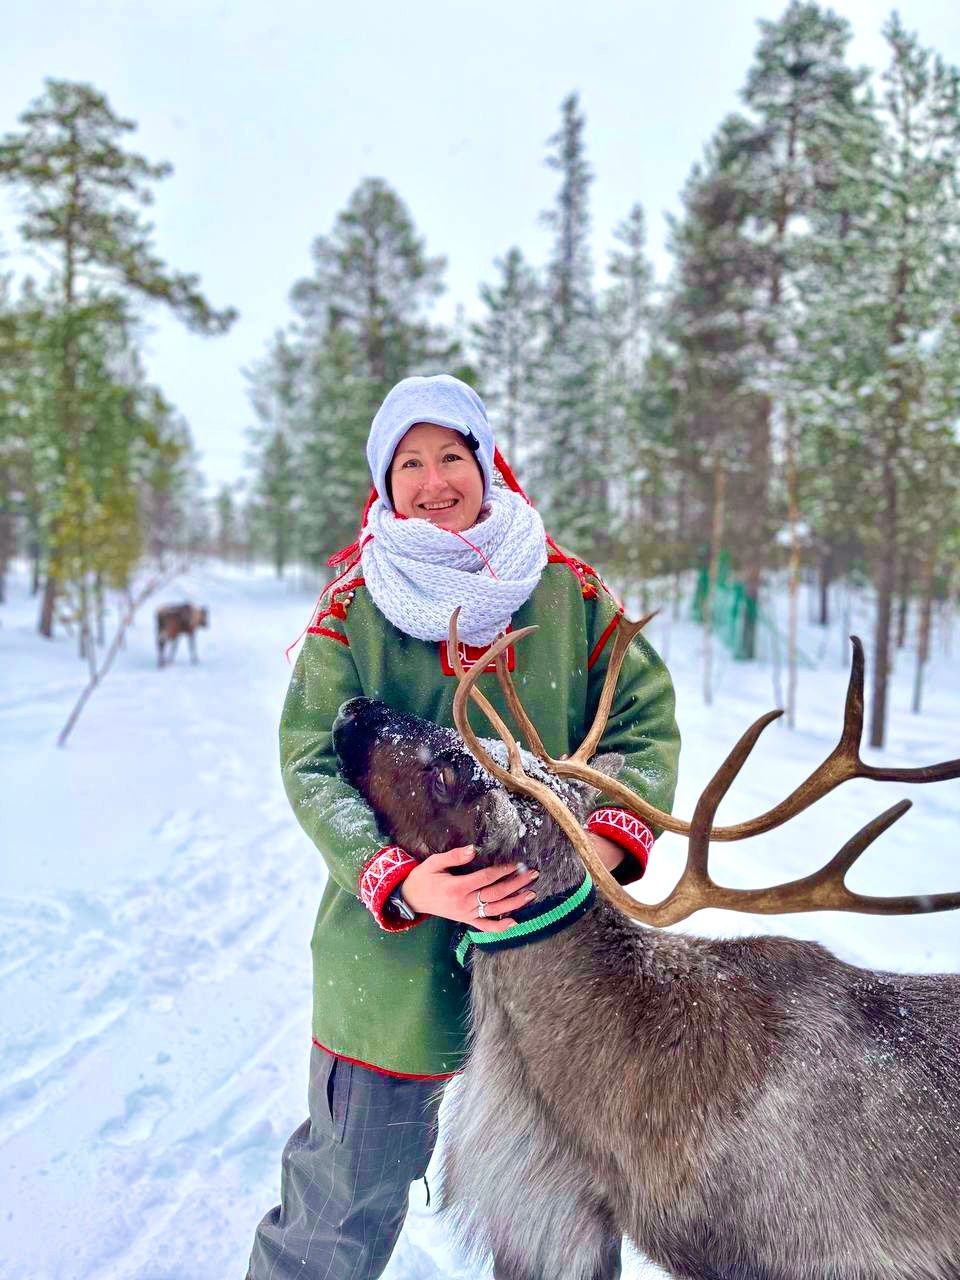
[1,560,957,1280]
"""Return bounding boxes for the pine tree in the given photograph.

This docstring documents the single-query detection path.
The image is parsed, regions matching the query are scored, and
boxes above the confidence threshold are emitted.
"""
[662,114,770,692]
[862,16,960,746]
[0,79,236,636]
[0,271,30,601]
[728,2,869,675]
[791,17,960,745]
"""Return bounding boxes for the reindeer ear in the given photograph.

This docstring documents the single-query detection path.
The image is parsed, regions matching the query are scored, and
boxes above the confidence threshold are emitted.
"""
[589,752,625,778]
[579,752,626,808]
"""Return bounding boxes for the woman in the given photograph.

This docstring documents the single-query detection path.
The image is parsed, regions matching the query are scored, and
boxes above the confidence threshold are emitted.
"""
[246,373,680,1280]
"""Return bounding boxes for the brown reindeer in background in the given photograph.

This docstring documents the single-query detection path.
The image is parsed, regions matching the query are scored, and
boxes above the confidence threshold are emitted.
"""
[156,603,209,668]
[332,611,960,1280]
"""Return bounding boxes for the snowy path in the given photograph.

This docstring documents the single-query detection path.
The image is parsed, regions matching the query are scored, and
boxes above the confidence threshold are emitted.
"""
[1,562,958,1280]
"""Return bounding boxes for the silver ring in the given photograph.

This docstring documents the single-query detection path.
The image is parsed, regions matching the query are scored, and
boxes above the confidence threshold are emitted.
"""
[476,892,488,919]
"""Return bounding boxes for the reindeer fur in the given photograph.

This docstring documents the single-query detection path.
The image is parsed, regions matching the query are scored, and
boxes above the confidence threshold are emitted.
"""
[332,696,960,1280]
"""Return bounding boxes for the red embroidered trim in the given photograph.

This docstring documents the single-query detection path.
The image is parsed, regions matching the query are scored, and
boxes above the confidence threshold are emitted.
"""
[546,541,599,598]
[285,547,370,662]
[586,808,654,874]
[358,846,424,932]
[546,551,614,601]
[311,573,366,633]
[312,1038,461,1081]
[306,625,349,646]
[439,629,516,677]
[587,604,626,670]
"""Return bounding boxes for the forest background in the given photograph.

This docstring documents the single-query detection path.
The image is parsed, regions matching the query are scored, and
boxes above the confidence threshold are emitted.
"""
[1,0,959,750]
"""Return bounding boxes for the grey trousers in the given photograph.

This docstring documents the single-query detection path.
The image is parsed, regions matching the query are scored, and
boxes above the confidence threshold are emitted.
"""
[246,1044,621,1280]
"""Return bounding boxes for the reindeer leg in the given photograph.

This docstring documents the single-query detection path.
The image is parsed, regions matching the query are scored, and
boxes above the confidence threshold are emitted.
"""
[189,630,197,664]
[493,1224,621,1280]
[442,1032,622,1280]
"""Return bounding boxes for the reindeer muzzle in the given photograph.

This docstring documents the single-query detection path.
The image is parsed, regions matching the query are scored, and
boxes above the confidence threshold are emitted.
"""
[333,697,372,733]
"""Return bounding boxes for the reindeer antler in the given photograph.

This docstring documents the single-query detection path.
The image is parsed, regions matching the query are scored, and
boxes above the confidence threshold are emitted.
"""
[491,621,960,842]
[449,609,960,926]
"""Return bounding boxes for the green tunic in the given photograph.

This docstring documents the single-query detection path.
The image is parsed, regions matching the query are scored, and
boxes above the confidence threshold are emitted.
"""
[279,560,680,1077]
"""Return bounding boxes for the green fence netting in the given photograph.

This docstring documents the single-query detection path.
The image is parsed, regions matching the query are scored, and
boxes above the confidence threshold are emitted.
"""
[693,550,816,668]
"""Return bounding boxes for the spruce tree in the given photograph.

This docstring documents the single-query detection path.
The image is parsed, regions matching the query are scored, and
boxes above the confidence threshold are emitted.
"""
[244,179,461,571]
[599,204,655,576]
[296,324,376,562]
[215,485,238,562]
[727,2,869,668]
[245,333,300,576]
[536,93,606,558]
[290,176,452,407]
[472,246,542,472]
[792,17,960,744]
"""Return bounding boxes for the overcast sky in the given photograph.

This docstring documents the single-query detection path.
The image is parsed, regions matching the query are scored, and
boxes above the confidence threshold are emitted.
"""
[3,0,958,492]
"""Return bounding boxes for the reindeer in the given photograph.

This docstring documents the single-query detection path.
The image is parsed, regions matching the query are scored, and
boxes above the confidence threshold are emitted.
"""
[156,602,209,668]
[331,611,960,1280]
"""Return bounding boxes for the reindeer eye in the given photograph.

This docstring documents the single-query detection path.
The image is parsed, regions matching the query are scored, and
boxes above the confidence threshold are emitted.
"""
[430,764,459,804]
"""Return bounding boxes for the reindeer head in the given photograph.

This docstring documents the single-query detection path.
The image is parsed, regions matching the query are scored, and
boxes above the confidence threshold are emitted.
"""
[444,609,960,926]
[333,695,623,885]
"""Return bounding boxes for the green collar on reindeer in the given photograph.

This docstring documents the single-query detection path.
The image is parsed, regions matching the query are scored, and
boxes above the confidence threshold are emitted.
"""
[454,872,595,969]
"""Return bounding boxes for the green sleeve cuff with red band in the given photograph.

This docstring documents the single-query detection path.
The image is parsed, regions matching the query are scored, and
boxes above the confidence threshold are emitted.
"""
[359,846,428,932]
[586,807,655,883]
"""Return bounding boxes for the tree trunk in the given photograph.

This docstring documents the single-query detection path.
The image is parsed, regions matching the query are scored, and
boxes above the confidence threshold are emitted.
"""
[839,579,852,666]
[673,472,688,622]
[941,564,955,658]
[911,550,936,714]
[78,579,89,662]
[895,557,911,649]
[869,442,897,749]
[870,249,909,751]
[79,587,97,679]
[785,413,801,730]
[740,564,762,661]
[817,551,833,627]
[39,572,58,638]
[0,465,12,604]
[95,573,106,646]
[702,461,726,706]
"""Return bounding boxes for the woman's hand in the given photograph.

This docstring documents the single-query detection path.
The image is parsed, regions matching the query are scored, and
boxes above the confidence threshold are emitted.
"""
[587,831,625,872]
[400,845,539,932]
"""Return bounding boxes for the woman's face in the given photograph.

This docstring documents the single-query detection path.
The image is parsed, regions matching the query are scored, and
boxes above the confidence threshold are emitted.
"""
[388,422,484,532]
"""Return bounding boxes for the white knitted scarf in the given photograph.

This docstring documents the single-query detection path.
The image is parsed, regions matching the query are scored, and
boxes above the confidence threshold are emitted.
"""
[360,487,548,645]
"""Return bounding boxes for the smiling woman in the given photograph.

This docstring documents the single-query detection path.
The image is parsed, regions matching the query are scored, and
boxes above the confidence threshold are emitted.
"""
[245,372,681,1280]
[388,422,485,531]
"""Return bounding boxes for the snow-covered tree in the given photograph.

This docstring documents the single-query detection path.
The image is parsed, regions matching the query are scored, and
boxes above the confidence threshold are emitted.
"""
[472,246,543,474]
[534,93,607,556]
